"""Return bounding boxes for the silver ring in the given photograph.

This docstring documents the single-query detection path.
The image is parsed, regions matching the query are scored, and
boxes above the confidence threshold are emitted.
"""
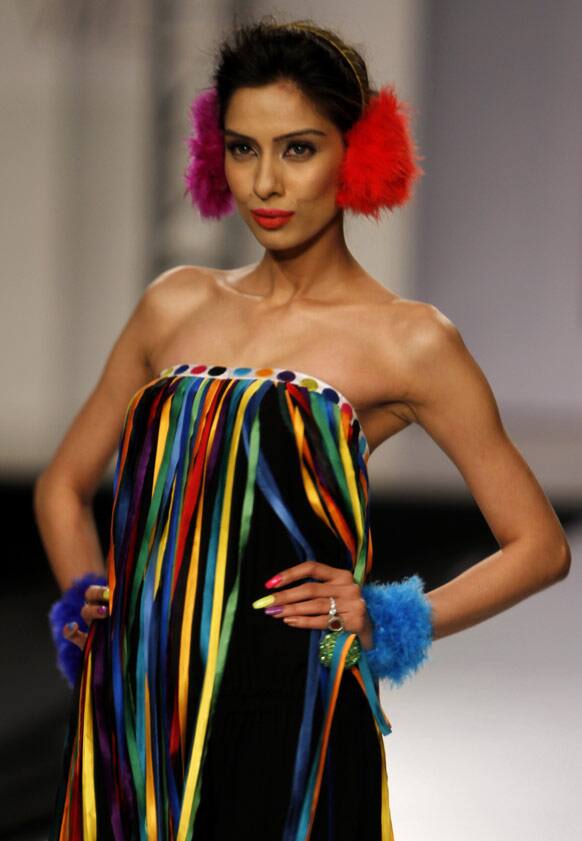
[327,595,344,632]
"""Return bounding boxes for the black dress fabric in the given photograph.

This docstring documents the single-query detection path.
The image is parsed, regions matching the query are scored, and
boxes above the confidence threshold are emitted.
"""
[48,362,394,840]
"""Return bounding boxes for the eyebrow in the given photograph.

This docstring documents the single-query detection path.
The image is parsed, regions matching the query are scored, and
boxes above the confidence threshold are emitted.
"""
[223,128,326,141]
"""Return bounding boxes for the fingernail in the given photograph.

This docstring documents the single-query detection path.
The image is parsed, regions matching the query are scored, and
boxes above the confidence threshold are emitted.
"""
[252,594,275,609]
[265,605,283,616]
[265,575,282,589]
[66,622,77,631]
[98,605,107,615]
[102,586,110,601]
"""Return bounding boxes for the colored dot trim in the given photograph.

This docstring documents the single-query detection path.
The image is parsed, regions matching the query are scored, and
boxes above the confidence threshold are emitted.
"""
[158,361,369,459]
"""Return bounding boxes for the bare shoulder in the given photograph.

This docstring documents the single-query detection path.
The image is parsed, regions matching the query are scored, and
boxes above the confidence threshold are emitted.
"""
[380,297,460,350]
[142,264,213,318]
[381,298,494,423]
[365,295,472,417]
[140,264,215,363]
[374,295,458,357]
[368,295,461,373]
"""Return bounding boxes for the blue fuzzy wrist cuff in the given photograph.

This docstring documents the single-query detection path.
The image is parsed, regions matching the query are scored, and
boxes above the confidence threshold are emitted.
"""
[48,571,107,688]
[361,574,434,688]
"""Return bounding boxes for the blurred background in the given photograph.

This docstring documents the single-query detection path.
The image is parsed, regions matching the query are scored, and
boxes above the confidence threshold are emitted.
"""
[1,1,581,839]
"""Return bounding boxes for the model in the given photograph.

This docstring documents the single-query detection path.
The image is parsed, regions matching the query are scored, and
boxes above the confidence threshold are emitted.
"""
[35,16,571,841]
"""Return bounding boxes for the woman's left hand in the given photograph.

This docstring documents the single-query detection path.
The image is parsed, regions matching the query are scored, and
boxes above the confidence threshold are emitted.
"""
[252,559,375,650]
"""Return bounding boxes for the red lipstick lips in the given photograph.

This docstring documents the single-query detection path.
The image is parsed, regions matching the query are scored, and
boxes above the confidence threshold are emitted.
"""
[251,209,295,229]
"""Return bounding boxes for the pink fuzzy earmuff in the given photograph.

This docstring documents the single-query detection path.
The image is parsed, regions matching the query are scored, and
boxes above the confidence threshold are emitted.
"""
[183,83,424,221]
[183,87,235,220]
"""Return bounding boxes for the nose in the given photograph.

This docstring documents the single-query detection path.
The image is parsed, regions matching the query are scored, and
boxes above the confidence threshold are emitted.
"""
[253,150,282,200]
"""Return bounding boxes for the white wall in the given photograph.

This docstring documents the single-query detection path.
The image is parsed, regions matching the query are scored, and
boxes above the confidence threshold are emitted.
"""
[386,0,582,503]
[0,4,150,477]
[0,2,233,482]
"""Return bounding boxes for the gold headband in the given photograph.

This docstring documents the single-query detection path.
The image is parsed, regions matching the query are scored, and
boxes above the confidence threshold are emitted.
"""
[270,21,367,109]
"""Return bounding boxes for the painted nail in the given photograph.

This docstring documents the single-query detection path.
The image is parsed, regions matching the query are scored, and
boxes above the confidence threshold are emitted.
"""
[252,594,275,609]
[102,586,110,601]
[265,605,284,616]
[98,605,107,615]
[265,575,283,589]
[66,622,77,631]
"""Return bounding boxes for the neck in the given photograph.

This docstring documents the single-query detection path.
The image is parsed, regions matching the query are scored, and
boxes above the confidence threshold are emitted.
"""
[246,211,361,305]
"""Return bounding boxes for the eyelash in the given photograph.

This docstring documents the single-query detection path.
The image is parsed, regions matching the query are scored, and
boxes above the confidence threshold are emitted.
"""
[225,141,316,159]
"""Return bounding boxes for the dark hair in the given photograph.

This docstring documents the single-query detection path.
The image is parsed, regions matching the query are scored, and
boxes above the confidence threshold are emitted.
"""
[212,16,376,136]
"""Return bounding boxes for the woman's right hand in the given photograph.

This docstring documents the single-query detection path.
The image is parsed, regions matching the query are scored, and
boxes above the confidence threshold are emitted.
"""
[63,584,109,650]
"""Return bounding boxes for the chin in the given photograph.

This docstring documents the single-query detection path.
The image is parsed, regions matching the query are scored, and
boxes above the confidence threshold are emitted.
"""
[254,214,333,240]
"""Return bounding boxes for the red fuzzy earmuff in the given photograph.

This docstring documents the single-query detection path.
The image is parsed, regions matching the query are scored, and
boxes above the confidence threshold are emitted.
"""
[336,85,425,220]
[184,83,424,221]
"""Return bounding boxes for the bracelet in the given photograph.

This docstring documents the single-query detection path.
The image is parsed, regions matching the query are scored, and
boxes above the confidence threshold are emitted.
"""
[47,571,107,688]
[360,575,434,687]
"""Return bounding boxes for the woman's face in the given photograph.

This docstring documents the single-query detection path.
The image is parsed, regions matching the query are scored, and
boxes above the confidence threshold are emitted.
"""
[223,80,346,247]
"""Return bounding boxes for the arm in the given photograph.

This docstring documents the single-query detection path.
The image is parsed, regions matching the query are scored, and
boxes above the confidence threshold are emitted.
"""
[33,268,177,594]
[391,303,571,642]
[251,303,571,686]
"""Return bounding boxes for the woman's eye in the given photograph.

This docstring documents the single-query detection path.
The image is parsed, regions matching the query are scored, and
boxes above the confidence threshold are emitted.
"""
[286,142,315,158]
[226,141,315,159]
[227,142,253,156]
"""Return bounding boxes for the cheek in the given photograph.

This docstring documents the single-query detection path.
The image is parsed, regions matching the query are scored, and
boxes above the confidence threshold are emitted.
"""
[223,155,255,196]
[224,158,241,193]
[293,163,343,206]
